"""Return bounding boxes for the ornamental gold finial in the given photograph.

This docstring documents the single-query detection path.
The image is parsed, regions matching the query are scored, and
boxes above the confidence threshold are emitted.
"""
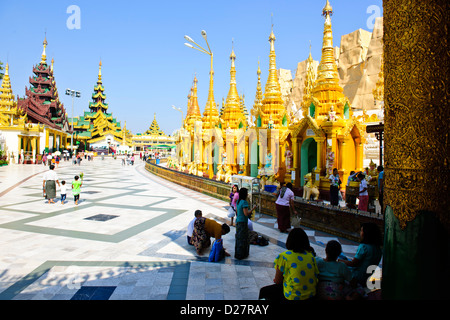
[323,0,333,17]
[41,34,48,64]
[98,60,102,83]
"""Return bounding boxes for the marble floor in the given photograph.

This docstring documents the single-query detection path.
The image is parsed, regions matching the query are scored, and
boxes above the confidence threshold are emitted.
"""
[0,157,364,301]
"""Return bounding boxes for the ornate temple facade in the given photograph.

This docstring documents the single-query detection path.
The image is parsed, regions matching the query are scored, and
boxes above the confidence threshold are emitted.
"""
[1,38,70,163]
[71,61,132,152]
[131,113,175,153]
[174,0,367,194]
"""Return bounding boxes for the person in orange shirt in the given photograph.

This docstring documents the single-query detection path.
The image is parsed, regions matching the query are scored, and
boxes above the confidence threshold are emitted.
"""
[192,216,230,256]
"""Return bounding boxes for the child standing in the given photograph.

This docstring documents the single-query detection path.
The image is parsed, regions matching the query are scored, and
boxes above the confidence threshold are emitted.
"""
[227,184,239,226]
[72,175,83,205]
[60,181,67,205]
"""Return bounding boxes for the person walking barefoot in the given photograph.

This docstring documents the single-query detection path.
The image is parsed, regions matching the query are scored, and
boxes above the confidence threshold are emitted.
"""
[72,175,83,205]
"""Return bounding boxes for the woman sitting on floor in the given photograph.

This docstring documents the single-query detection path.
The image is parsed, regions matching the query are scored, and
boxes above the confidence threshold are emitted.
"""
[259,228,319,301]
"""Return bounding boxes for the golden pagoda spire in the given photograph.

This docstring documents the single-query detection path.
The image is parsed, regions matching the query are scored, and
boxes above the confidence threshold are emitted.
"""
[303,43,317,109]
[0,63,26,128]
[316,0,339,84]
[202,45,219,129]
[221,44,246,130]
[184,76,202,131]
[311,0,346,118]
[190,76,201,117]
[261,22,286,128]
[0,63,17,110]
[41,35,48,65]
[251,61,264,126]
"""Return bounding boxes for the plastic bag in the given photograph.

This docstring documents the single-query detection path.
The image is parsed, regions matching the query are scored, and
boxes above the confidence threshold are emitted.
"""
[227,206,236,218]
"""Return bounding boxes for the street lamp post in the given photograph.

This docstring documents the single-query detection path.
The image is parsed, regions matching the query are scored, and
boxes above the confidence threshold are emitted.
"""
[184,30,215,178]
[65,89,81,156]
[171,105,183,129]
[184,30,214,125]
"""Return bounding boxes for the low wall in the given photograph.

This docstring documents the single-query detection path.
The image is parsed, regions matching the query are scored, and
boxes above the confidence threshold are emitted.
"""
[145,161,230,202]
[144,161,384,242]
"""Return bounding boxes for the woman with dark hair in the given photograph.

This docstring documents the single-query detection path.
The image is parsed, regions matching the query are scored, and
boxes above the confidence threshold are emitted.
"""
[274,182,297,233]
[339,222,382,288]
[234,188,257,260]
[259,228,319,301]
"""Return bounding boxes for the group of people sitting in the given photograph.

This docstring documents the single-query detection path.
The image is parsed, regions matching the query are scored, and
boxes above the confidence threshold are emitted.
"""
[185,197,382,300]
[259,223,382,300]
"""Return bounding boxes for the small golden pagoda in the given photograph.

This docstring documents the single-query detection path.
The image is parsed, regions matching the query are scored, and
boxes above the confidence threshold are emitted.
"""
[250,62,264,126]
[220,48,247,131]
[145,113,165,136]
[258,25,290,181]
[218,47,248,176]
[288,0,366,194]
[131,114,175,153]
[260,27,288,129]
[201,66,220,130]
[0,63,23,125]
[183,76,202,133]
[0,63,44,163]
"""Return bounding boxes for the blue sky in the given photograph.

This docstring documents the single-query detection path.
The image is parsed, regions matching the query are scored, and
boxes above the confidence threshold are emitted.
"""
[0,0,383,135]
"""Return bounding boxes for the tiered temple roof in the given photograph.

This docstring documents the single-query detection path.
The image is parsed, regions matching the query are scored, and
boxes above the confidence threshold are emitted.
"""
[88,60,108,113]
[71,61,131,147]
[145,113,165,136]
[17,37,69,131]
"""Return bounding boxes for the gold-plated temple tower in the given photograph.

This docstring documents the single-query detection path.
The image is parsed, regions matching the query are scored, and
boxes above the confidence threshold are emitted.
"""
[221,48,246,130]
[0,63,26,127]
[289,0,365,190]
[260,26,288,129]
[184,76,202,132]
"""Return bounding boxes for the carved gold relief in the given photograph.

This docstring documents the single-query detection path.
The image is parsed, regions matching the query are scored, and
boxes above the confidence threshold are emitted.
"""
[384,0,449,230]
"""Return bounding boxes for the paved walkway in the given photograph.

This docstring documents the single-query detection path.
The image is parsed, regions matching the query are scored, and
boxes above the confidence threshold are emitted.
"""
[0,157,360,301]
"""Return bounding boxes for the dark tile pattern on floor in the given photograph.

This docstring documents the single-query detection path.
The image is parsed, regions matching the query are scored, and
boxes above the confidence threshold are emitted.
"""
[84,214,119,222]
[71,286,117,300]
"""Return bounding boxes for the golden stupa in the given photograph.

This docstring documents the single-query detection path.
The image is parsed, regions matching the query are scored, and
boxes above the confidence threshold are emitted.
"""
[289,0,366,191]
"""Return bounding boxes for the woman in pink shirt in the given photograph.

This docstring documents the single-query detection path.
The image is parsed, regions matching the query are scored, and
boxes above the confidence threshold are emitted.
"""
[228,185,239,226]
